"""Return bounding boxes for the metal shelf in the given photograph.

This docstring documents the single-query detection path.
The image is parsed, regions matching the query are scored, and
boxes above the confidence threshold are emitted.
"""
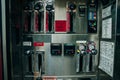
[23,72,108,78]
[23,33,89,36]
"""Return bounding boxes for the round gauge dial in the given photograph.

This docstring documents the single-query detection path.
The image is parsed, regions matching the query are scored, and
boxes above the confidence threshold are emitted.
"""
[88,44,95,50]
[79,44,85,50]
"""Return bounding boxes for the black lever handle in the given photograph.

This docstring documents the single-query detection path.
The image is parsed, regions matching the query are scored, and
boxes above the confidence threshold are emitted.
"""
[89,55,93,71]
[28,55,32,72]
[25,50,33,72]
[80,54,83,72]
[38,54,42,71]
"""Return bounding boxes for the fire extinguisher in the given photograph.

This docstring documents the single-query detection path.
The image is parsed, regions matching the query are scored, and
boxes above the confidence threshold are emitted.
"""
[34,1,44,33]
[67,2,76,33]
[23,2,33,33]
[46,3,54,33]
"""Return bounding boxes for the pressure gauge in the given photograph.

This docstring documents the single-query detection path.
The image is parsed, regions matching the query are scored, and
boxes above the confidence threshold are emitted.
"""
[88,44,95,50]
[87,41,97,55]
[79,44,85,50]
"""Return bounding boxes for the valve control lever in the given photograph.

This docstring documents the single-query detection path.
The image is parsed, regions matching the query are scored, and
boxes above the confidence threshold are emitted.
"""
[36,51,45,80]
[79,54,83,72]
[38,54,42,72]
[76,42,86,73]
[25,50,34,73]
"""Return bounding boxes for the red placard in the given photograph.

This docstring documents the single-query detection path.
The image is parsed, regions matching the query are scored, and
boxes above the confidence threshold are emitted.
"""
[33,42,44,46]
[43,76,56,80]
[55,20,67,32]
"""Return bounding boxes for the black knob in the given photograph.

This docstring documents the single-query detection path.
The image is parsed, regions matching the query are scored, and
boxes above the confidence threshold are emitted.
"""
[91,49,97,55]
[24,50,34,55]
[34,3,43,10]
[46,5,53,11]
[24,3,32,10]
[68,3,76,10]
[80,50,86,55]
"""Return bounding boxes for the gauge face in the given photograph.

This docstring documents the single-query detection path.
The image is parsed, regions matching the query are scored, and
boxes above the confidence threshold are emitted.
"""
[79,44,85,50]
[88,44,95,50]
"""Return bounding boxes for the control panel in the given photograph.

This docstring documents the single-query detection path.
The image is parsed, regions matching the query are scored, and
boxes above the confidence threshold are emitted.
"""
[78,3,86,17]
[51,43,62,55]
[87,0,97,33]
[64,43,75,55]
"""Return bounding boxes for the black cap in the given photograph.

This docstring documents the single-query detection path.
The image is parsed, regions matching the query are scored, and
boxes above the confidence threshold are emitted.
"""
[46,4,54,11]
[68,3,76,10]
[24,3,32,10]
[34,2,43,10]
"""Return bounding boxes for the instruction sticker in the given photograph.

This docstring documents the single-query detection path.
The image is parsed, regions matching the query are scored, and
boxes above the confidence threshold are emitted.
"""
[102,18,112,39]
[99,41,115,77]
[102,5,111,18]
[23,42,32,46]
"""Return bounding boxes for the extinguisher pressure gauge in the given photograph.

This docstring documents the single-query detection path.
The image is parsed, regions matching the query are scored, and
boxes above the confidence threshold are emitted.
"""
[79,44,85,50]
[78,44,86,55]
[88,44,95,50]
[88,42,97,55]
